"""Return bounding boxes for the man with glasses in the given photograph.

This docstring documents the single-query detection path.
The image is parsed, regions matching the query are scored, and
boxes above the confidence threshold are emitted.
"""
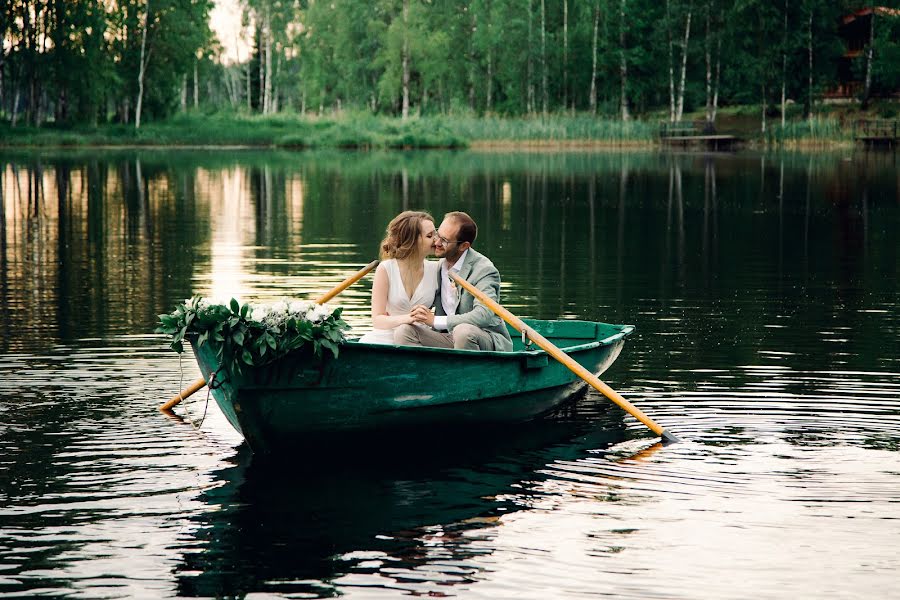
[394,211,513,351]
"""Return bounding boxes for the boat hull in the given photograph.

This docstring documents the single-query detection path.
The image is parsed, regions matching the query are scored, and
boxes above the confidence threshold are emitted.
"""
[190,319,633,452]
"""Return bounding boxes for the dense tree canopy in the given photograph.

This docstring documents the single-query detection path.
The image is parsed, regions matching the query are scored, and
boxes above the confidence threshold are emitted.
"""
[1,0,897,127]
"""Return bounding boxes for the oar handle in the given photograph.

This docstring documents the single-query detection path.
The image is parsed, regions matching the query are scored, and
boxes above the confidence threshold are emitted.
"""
[159,376,206,412]
[449,272,678,443]
[316,259,380,304]
[159,259,380,413]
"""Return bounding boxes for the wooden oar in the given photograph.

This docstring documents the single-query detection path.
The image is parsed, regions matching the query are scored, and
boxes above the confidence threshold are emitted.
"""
[449,272,679,444]
[159,259,380,412]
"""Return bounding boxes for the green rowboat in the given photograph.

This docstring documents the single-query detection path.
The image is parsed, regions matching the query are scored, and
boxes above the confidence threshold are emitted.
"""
[189,319,634,453]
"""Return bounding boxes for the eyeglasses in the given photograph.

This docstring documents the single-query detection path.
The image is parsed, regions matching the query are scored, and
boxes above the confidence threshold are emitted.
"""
[436,234,461,246]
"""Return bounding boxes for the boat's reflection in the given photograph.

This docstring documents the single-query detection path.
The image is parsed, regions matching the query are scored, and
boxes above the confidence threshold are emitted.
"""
[174,403,629,598]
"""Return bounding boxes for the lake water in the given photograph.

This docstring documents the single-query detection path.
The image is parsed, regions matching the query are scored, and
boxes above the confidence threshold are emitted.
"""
[0,148,898,599]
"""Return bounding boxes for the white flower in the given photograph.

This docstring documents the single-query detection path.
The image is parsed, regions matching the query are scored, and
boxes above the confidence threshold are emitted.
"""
[289,300,312,316]
[252,306,270,321]
[272,300,289,315]
[309,304,331,323]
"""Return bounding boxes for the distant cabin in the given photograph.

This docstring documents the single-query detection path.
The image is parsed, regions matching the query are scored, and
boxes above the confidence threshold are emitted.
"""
[825,6,900,101]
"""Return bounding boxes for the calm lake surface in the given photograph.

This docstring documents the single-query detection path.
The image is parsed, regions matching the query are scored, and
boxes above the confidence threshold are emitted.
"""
[0,148,898,599]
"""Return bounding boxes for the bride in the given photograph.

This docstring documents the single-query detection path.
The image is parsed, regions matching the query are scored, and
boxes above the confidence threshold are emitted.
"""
[358,211,439,345]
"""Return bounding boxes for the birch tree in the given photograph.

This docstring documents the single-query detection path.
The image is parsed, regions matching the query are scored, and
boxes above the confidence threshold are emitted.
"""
[667,0,675,122]
[780,0,788,127]
[619,0,629,121]
[675,2,692,122]
[704,0,722,126]
[589,0,600,115]
[862,9,875,109]
[563,0,568,110]
[541,0,548,116]
[401,0,410,119]
[135,0,150,129]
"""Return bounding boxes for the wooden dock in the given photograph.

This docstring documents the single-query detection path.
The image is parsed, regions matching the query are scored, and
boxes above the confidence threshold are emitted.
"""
[659,121,740,150]
[855,119,898,147]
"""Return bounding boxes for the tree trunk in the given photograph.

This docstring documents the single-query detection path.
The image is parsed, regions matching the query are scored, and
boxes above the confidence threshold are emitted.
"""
[246,48,252,111]
[0,46,5,115]
[862,10,875,109]
[272,52,280,112]
[705,1,712,125]
[181,73,187,111]
[781,0,788,128]
[486,47,493,113]
[468,10,477,109]
[541,0,548,116]
[23,2,34,126]
[590,1,600,115]
[135,0,150,130]
[761,81,767,133]
[712,31,720,122]
[619,0,629,121]
[222,67,234,107]
[527,0,534,114]
[11,86,20,127]
[264,7,272,114]
[563,0,568,110]
[807,7,813,120]
[401,0,410,119]
[257,23,264,111]
[675,6,691,122]
[193,60,199,109]
[667,0,675,122]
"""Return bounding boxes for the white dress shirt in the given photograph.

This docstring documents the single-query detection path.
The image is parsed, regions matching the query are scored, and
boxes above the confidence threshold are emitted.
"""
[433,249,468,331]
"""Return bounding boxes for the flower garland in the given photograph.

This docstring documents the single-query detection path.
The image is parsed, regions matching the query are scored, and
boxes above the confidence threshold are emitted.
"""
[157,296,350,376]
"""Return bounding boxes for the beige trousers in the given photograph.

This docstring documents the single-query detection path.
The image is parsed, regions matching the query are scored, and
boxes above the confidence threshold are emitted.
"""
[393,323,497,351]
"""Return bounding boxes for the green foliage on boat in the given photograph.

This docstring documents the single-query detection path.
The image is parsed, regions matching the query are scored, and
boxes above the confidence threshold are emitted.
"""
[157,297,350,377]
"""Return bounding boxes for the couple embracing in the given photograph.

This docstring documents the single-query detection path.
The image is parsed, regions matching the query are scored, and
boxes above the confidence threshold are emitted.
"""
[358,211,513,352]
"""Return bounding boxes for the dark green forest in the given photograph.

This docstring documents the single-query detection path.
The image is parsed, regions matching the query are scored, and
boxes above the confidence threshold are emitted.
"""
[1,0,898,131]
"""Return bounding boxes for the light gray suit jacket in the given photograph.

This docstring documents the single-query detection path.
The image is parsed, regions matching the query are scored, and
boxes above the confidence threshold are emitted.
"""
[433,248,513,351]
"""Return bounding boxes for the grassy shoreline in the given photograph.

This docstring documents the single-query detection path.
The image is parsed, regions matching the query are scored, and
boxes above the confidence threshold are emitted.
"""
[0,109,888,150]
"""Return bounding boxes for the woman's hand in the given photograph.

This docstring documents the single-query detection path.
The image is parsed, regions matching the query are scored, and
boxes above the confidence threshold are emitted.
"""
[409,304,435,327]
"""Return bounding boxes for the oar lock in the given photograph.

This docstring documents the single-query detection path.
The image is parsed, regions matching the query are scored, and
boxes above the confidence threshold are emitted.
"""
[208,366,228,390]
[521,328,534,349]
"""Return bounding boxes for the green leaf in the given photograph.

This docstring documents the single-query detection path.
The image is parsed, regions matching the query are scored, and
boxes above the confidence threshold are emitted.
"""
[240,303,249,318]
[242,349,253,365]
[198,331,209,347]
[232,330,245,346]
[230,298,240,314]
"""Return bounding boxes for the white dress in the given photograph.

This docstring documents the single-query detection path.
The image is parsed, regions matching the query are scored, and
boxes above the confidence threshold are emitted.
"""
[357,259,440,344]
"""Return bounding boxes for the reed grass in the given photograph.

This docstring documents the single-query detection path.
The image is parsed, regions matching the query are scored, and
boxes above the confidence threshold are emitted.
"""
[0,112,662,149]
[0,110,871,149]
[763,117,854,146]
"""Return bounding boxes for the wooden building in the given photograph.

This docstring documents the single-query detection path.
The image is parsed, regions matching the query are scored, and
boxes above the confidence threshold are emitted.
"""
[825,7,900,100]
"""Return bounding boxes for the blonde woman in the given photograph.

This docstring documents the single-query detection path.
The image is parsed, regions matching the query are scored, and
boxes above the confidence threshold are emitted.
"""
[358,211,439,344]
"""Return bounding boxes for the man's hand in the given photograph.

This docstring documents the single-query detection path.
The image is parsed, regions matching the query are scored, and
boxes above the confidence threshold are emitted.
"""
[410,304,435,327]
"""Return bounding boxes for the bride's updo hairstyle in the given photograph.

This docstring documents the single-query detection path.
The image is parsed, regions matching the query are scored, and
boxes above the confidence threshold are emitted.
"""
[379,210,434,260]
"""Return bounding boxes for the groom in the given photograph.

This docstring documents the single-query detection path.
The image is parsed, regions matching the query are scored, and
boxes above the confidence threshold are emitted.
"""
[394,211,513,351]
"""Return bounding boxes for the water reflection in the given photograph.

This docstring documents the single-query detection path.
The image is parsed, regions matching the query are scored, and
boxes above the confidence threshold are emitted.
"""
[175,416,628,598]
[0,148,898,599]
